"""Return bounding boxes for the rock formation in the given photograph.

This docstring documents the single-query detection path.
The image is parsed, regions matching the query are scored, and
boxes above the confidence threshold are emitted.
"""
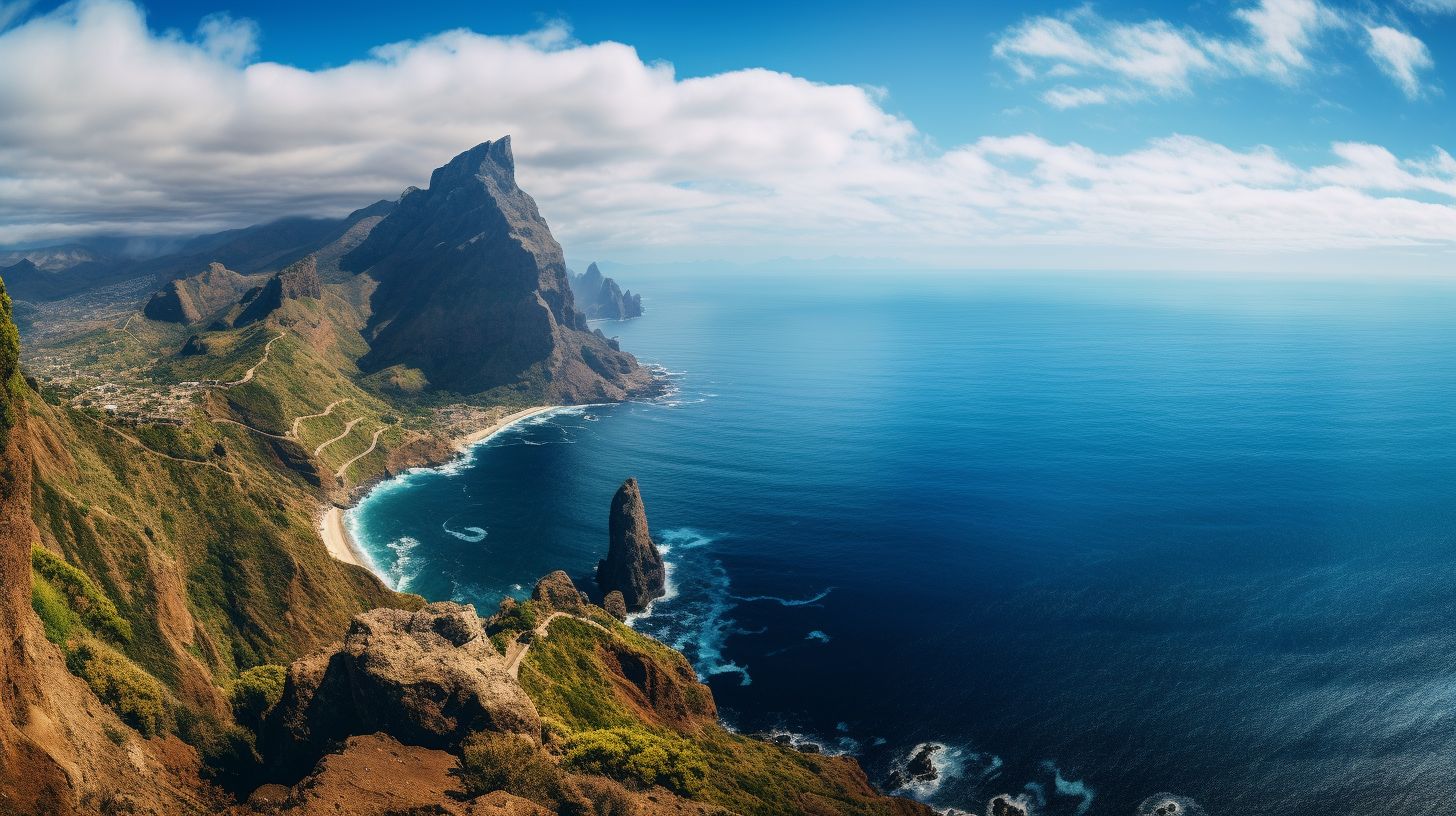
[596,477,666,612]
[340,137,654,401]
[263,602,539,776]
[531,570,588,614]
[234,254,323,326]
[602,590,628,621]
[570,262,643,320]
[143,261,259,324]
[989,795,1031,816]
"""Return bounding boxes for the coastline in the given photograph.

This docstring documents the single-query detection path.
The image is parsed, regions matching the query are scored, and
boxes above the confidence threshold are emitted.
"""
[454,404,562,451]
[318,404,562,574]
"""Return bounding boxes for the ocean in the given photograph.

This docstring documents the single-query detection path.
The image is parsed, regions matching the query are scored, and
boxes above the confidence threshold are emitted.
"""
[347,270,1456,815]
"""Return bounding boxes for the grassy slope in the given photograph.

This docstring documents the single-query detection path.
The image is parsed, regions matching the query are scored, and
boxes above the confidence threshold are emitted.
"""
[521,613,922,816]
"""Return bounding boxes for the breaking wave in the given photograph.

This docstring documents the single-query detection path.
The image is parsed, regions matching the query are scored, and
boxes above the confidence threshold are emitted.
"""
[385,536,421,592]
[441,517,487,543]
[629,528,752,685]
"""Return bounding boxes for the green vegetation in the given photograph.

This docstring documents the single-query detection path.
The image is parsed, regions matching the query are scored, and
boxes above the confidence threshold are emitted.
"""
[486,598,538,653]
[31,575,79,644]
[31,545,132,642]
[562,727,709,796]
[461,732,569,805]
[229,664,286,729]
[66,638,168,737]
[520,612,910,816]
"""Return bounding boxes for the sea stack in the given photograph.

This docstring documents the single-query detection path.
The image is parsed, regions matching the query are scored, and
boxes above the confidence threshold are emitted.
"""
[596,477,665,612]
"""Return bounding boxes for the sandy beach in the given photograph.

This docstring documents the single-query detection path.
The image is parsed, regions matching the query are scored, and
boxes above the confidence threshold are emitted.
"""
[320,506,370,569]
[319,405,561,570]
[454,405,560,450]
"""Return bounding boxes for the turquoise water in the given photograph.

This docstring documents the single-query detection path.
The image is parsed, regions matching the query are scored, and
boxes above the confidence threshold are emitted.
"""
[349,271,1456,815]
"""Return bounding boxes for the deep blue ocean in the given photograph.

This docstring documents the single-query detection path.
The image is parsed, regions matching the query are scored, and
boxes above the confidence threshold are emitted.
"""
[348,271,1456,816]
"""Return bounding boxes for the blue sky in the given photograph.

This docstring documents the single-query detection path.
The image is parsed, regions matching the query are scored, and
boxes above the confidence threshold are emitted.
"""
[5,0,1456,271]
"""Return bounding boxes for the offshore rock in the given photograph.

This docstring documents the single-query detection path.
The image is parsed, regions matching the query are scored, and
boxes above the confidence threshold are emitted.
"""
[1136,794,1209,816]
[570,262,643,320]
[263,602,539,777]
[596,477,665,611]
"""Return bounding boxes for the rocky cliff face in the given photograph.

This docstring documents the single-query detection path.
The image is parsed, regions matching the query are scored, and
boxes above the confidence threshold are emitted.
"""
[234,255,323,327]
[570,262,643,320]
[264,603,539,778]
[596,477,666,611]
[341,138,654,401]
[143,262,260,324]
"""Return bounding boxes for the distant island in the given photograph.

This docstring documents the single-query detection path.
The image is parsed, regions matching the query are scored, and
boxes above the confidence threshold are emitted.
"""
[570,262,643,320]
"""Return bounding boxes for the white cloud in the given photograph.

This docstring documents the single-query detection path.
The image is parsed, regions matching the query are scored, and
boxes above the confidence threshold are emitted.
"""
[993,1,1442,106]
[1365,25,1434,98]
[4,0,1456,269]
[1403,0,1456,13]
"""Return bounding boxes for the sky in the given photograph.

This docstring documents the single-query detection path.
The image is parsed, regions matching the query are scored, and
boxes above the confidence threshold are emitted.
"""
[5,0,1456,272]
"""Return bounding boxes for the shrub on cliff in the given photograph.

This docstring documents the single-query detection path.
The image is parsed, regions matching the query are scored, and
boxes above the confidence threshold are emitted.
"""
[562,727,708,796]
[31,575,78,644]
[460,731,566,805]
[230,664,286,729]
[66,638,168,737]
[31,545,132,643]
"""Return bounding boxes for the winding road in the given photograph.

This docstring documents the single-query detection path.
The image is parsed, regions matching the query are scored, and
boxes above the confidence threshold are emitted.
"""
[314,417,363,457]
[291,398,350,438]
[223,333,284,387]
[336,424,388,481]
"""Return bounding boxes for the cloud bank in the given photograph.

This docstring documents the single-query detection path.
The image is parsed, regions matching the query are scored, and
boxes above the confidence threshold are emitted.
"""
[3,0,1456,269]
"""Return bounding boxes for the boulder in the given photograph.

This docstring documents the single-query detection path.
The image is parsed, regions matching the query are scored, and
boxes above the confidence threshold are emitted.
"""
[595,477,665,612]
[263,603,540,777]
[603,590,628,621]
[531,570,587,614]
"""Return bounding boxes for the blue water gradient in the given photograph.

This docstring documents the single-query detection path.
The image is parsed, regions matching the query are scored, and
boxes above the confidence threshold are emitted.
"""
[349,271,1456,815]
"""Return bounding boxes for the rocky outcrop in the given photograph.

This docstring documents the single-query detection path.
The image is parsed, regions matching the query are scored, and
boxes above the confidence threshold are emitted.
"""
[143,261,259,324]
[989,795,1031,816]
[263,603,539,777]
[531,570,588,614]
[234,255,323,326]
[341,137,655,401]
[596,477,665,612]
[886,743,942,790]
[570,262,642,320]
[602,590,628,621]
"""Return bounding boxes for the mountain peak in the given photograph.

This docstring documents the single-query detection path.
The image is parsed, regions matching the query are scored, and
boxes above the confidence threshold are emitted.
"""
[430,136,515,191]
[341,140,654,400]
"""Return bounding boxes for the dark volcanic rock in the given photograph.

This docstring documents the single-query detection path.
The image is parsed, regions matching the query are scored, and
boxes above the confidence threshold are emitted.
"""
[988,795,1031,816]
[144,262,257,324]
[886,743,941,790]
[234,255,323,326]
[569,262,643,320]
[595,477,665,612]
[340,137,654,401]
[1136,794,1208,816]
[263,603,539,778]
